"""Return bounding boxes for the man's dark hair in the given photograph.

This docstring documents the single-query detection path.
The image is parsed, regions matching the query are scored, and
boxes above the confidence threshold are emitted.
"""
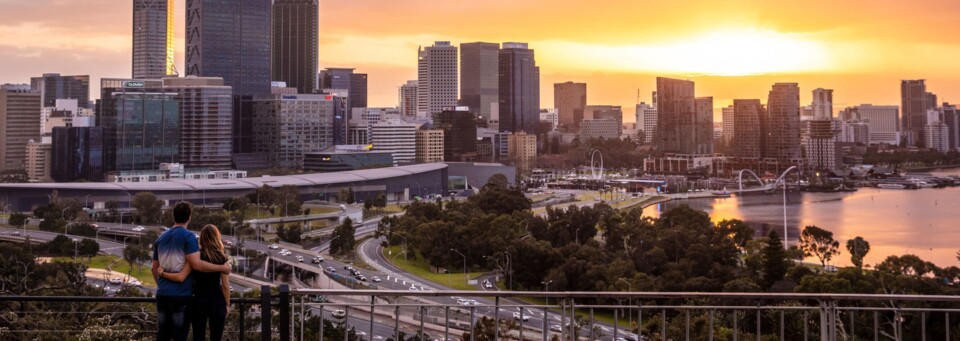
[173,202,192,224]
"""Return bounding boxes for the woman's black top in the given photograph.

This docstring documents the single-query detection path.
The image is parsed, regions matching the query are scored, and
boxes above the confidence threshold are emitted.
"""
[194,253,227,305]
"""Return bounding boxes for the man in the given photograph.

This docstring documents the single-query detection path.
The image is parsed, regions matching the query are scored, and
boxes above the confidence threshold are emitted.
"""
[151,202,231,341]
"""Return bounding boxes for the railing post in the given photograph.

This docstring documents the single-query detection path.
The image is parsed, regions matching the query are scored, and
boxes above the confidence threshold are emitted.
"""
[279,284,290,341]
[319,306,324,341]
[239,300,246,340]
[495,296,500,341]
[369,295,375,341]
[261,285,272,341]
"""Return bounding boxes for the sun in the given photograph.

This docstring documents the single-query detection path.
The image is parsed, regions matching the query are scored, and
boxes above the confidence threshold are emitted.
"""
[652,29,831,76]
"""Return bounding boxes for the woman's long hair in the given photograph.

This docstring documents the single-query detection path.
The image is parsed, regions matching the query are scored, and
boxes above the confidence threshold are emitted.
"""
[199,224,228,265]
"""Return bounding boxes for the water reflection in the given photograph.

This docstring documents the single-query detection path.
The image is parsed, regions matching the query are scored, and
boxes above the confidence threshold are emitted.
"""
[645,178,960,268]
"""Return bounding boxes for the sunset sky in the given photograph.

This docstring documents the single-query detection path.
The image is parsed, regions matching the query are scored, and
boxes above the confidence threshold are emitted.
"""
[4,0,960,121]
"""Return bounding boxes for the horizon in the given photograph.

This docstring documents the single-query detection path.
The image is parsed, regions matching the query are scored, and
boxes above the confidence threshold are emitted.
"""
[5,0,960,121]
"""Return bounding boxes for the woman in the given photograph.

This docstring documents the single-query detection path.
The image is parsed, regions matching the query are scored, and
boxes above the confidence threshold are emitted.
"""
[161,224,231,341]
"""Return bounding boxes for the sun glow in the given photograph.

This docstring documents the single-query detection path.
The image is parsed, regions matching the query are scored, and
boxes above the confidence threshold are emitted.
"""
[538,28,831,76]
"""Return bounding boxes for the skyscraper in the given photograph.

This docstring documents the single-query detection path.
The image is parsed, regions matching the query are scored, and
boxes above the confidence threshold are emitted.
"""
[901,80,938,147]
[433,108,478,162]
[499,42,540,134]
[319,68,368,111]
[51,126,105,182]
[399,80,418,117]
[417,42,458,117]
[844,104,900,145]
[586,105,623,136]
[30,74,90,108]
[812,88,833,120]
[133,0,175,79]
[554,82,586,133]
[636,100,657,143]
[731,99,765,159]
[460,42,500,120]
[655,77,711,154]
[272,0,319,94]
[721,105,735,143]
[163,77,233,170]
[98,79,179,173]
[185,0,271,97]
[765,83,802,161]
[0,85,41,172]
[250,93,335,168]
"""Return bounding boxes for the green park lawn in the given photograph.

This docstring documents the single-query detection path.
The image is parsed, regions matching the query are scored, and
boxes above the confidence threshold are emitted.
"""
[54,255,157,287]
[382,245,486,291]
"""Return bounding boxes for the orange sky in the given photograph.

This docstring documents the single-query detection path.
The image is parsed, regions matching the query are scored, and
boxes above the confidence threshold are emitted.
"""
[3,0,960,121]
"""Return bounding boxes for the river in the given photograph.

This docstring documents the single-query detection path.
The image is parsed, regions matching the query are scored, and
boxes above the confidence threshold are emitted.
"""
[645,169,960,268]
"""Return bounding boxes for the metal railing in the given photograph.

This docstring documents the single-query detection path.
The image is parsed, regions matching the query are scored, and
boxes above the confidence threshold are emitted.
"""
[2,288,959,341]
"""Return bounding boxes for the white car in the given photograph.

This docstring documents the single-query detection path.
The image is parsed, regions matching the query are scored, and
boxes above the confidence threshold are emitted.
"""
[512,312,531,321]
[484,281,493,289]
[456,299,470,306]
[132,226,145,232]
[296,255,304,262]
[109,278,122,285]
[371,276,381,283]
[269,244,280,250]
[332,309,346,318]
[549,325,563,332]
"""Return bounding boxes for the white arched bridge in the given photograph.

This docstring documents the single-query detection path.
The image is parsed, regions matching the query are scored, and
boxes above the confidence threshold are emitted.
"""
[735,166,802,193]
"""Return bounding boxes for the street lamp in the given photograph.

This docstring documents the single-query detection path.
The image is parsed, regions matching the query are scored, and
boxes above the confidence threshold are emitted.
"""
[504,251,512,290]
[450,249,467,285]
[542,280,553,306]
[61,208,70,235]
[617,277,633,324]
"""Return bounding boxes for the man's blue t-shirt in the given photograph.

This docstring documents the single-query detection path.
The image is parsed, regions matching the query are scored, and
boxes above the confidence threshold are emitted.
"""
[153,226,200,297]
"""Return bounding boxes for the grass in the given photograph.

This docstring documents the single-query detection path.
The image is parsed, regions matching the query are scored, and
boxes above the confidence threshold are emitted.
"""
[613,195,668,210]
[54,255,157,288]
[528,193,555,203]
[304,206,340,215]
[242,207,276,220]
[382,245,486,291]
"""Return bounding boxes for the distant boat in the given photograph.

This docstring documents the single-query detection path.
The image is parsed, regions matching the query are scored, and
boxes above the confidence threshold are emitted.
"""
[877,183,907,189]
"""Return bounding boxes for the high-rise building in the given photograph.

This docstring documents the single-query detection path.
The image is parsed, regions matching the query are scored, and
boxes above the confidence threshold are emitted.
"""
[30,74,90,108]
[163,77,233,170]
[655,77,712,154]
[925,122,950,153]
[250,93,335,168]
[98,79,179,173]
[806,120,840,170]
[579,119,620,140]
[272,0,319,94]
[399,80,418,117]
[636,101,657,143]
[51,126,105,182]
[586,105,623,136]
[721,105,735,143]
[0,85,41,172]
[539,109,558,132]
[185,0,271,97]
[416,129,445,163]
[765,83,802,161]
[371,119,419,163]
[812,88,833,120]
[432,108,478,161]
[133,0,175,79]
[942,103,960,151]
[460,42,500,120]
[901,80,938,147]
[417,41,458,117]
[554,82,586,133]
[24,140,51,182]
[731,99,765,159]
[319,68,368,111]
[499,42,540,134]
[507,132,537,178]
[844,104,900,145]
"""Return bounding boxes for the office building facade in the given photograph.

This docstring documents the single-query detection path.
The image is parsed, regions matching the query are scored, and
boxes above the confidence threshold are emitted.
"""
[399,80,418,116]
[901,80,938,147]
[51,126,105,182]
[655,77,711,154]
[319,68,368,111]
[765,83,802,161]
[731,99,765,159]
[806,120,840,170]
[416,129,445,163]
[272,0,318,94]
[554,82,586,133]
[460,42,500,120]
[721,105,735,143]
[499,42,540,134]
[163,77,233,170]
[417,42,458,117]
[579,119,620,140]
[507,132,537,178]
[30,74,90,108]
[0,85,41,172]
[812,88,833,120]
[371,120,419,163]
[185,0,271,97]
[845,104,900,145]
[133,0,175,79]
[24,140,51,182]
[432,108,478,162]
[98,79,179,173]
[250,94,335,168]
[636,101,657,143]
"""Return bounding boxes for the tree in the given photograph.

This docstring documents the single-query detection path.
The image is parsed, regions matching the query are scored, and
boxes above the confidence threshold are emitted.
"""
[798,225,840,267]
[330,218,356,256]
[278,223,303,244]
[105,200,121,222]
[487,173,510,189]
[222,196,249,213]
[846,236,871,270]
[78,238,100,259]
[8,211,28,227]
[131,192,163,224]
[337,188,355,204]
[761,230,790,288]
[123,245,150,273]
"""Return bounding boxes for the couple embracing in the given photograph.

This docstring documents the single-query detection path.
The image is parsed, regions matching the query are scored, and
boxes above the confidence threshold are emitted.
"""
[152,202,233,341]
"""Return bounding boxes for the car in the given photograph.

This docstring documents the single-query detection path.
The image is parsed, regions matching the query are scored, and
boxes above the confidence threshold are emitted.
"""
[372,276,381,283]
[484,282,493,289]
[108,278,122,285]
[224,240,234,246]
[312,256,324,264]
[512,312,530,321]
[549,325,563,332]
[269,244,280,250]
[10,231,19,236]
[356,276,367,281]
[456,299,470,306]
[409,286,418,291]
[132,225,145,232]
[343,265,354,270]
[332,309,346,318]
[127,279,143,287]
[468,299,480,306]
[326,267,336,273]
[296,256,304,263]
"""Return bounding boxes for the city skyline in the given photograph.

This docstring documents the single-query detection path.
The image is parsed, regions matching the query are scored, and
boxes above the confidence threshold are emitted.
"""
[5,1,960,121]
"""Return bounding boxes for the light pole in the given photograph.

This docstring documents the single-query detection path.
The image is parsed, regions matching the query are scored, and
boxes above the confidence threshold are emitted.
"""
[541,280,553,306]
[618,277,633,324]
[450,248,467,285]
[396,234,408,255]
[504,251,512,290]
[61,208,70,235]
